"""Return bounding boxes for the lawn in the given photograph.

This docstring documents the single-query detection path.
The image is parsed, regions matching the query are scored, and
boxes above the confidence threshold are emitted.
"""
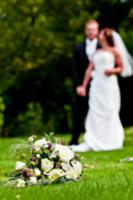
[0,128,133,200]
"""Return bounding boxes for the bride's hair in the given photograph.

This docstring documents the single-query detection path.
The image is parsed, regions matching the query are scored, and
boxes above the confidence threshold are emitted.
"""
[102,28,115,47]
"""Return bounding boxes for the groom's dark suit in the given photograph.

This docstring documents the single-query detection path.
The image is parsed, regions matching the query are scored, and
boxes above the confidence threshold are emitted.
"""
[70,40,100,145]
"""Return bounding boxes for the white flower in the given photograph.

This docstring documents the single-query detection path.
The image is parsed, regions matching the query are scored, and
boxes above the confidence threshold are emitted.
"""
[65,160,82,180]
[41,158,54,173]
[15,161,26,171]
[16,179,25,188]
[34,168,41,177]
[33,145,40,152]
[71,160,82,176]
[61,162,71,172]
[36,154,41,158]
[33,138,47,151]
[34,138,47,146]
[53,144,74,162]
[48,169,64,183]
[28,135,36,143]
[128,157,133,162]
[65,168,78,180]
[29,176,37,185]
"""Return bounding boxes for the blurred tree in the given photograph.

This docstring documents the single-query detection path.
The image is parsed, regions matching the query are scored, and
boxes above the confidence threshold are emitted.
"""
[0,96,5,135]
[0,0,132,136]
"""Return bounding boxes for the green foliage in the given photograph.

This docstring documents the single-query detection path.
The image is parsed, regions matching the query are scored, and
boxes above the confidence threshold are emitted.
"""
[0,0,132,136]
[0,97,5,134]
[10,103,44,136]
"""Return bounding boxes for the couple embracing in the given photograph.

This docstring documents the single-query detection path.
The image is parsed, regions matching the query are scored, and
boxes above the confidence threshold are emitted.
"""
[70,20,133,152]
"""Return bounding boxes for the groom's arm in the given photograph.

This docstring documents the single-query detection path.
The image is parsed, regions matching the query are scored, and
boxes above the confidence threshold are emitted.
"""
[72,46,81,88]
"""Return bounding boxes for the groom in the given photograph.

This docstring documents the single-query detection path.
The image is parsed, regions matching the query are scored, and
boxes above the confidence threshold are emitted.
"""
[70,19,100,145]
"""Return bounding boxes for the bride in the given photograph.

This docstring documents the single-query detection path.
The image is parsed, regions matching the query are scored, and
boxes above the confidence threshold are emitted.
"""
[71,28,132,152]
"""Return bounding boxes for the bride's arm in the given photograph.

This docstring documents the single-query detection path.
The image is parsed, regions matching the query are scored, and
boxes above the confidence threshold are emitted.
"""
[105,49,123,76]
[76,62,94,96]
[114,49,123,74]
[82,62,94,88]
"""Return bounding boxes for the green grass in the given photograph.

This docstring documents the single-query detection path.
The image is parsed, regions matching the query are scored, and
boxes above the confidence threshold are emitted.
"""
[0,128,133,200]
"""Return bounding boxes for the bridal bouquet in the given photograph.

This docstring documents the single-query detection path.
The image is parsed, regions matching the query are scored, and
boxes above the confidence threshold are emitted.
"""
[9,134,82,187]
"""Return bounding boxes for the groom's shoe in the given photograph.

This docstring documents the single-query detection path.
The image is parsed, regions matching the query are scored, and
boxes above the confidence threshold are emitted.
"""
[69,139,78,146]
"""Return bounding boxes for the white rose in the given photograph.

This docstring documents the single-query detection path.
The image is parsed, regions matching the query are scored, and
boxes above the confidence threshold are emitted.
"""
[53,144,74,162]
[65,168,78,180]
[15,161,26,171]
[34,138,47,146]
[29,176,37,185]
[34,168,41,177]
[16,179,25,188]
[41,158,54,173]
[65,161,82,180]
[61,162,71,172]
[48,169,64,183]
[71,160,82,176]
[33,138,47,151]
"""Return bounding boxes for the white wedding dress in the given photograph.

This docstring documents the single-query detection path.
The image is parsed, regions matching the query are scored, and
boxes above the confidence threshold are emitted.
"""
[72,50,124,152]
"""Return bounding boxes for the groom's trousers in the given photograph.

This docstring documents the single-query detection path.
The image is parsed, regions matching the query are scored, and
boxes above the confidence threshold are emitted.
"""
[70,94,89,145]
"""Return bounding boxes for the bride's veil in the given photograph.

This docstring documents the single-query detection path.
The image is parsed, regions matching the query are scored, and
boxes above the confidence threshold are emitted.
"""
[112,31,133,77]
